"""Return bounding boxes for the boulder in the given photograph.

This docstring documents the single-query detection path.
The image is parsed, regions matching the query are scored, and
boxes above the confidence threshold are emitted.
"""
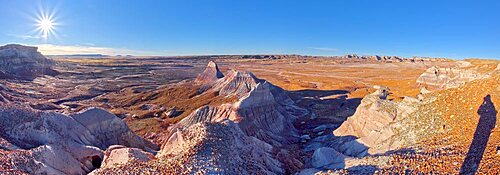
[312,124,338,133]
[311,147,345,170]
[164,107,182,118]
[335,139,369,157]
[100,145,155,168]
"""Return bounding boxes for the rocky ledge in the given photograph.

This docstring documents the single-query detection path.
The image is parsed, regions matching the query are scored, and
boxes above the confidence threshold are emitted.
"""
[0,44,58,80]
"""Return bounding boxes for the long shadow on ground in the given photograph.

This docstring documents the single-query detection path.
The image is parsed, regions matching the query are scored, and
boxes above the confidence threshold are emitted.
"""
[460,95,497,174]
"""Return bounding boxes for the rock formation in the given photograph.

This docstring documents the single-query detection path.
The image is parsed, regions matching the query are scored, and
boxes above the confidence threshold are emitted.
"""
[338,54,447,62]
[0,44,58,80]
[0,105,158,174]
[416,66,487,90]
[153,62,307,173]
[333,86,420,155]
[311,147,346,169]
[159,121,284,174]
[341,54,406,62]
[194,61,224,84]
[99,145,155,169]
[86,61,308,174]
[210,70,261,96]
[173,67,308,147]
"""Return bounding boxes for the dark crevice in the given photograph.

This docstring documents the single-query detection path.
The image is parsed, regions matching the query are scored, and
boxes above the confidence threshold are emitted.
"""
[91,155,102,169]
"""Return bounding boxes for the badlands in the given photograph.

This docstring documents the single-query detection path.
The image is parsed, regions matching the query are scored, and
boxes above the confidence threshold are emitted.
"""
[0,44,499,174]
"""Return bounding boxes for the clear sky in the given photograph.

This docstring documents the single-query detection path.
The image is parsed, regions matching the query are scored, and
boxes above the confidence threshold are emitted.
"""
[0,0,499,59]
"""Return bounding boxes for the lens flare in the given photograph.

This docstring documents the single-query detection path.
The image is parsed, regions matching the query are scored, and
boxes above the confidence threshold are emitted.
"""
[34,7,58,40]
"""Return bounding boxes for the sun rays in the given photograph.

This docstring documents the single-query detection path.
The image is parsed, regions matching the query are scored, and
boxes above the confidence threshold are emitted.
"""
[33,5,59,41]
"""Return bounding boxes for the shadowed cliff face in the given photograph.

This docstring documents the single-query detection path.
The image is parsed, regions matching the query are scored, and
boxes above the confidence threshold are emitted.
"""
[460,95,497,174]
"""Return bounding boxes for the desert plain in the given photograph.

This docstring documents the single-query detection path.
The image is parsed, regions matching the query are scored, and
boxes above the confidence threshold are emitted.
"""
[0,44,499,174]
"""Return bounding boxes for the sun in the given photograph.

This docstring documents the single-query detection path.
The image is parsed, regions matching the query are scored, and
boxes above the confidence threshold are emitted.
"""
[35,9,58,40]
[39,18,54,33]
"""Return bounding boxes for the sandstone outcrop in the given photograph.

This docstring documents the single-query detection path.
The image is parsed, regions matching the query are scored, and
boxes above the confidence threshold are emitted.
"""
[158,121,283,174]
[333,86,420,155]
[210,70,259,97]
[194,61,224,84]
[100,145,155,168]
[416,66,487,90]
[0,44,58,80]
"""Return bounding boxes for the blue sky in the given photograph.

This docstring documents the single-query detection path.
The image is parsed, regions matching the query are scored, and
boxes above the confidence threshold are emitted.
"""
[0,0,499,59]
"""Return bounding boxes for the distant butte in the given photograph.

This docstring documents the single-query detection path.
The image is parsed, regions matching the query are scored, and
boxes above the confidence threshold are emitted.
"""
[0,44,58,80]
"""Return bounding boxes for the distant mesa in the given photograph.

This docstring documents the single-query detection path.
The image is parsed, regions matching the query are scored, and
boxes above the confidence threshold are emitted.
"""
[202,54,451,63]
[61,54,107,57]
[416,63,490,90]
[0,44,58,80]
[115,54,134,57]
[337,54,449,62]
[180,54,449,62]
